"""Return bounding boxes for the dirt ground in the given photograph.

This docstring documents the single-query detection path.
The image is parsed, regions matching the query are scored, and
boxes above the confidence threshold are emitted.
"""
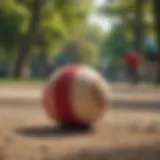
[0,84,160,160]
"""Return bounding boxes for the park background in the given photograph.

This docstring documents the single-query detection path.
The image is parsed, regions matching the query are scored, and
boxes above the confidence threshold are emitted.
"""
[0,0,160,83]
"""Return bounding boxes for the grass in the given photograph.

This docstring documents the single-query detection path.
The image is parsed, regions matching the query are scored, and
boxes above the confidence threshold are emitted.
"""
[0,78,46,85]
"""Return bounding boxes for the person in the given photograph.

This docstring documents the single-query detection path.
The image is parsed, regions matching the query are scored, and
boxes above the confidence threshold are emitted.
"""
[144,37,158,83]
[121,49,142,83]
[55,40,77,68]
[145,36,158,61]
[56,52,69,67]
[55,44,70,68]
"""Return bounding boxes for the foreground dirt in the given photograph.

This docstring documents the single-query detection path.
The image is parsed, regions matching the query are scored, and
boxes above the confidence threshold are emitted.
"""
[0,84,160,160]
[0,106,160,160]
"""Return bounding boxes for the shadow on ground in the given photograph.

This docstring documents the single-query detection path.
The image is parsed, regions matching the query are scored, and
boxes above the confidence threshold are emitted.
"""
[65,142,160,160]
[14,124,93,138]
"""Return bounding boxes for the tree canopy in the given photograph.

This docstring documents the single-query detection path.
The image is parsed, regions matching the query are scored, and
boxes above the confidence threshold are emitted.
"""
[0,0,95,77]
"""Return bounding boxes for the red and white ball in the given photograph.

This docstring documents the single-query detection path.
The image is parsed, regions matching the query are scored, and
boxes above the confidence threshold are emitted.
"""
[42,65,109,126]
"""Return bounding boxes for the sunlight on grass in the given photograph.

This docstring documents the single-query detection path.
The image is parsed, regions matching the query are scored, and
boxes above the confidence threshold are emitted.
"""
[0,78,46,85]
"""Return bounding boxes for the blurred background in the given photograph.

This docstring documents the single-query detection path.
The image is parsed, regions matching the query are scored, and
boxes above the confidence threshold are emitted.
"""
[0,1,160,160]
[0,0,159,84]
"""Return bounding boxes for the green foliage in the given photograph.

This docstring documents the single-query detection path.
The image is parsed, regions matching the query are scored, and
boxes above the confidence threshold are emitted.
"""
[99,0,134,18]
[58,38,100,67]
[83,25,104,44]
[0,0,27,53]
[100,25,132,80]
[0,0,94,77]
[98,0,154,52]
[73,39,99,66]
[56,24,105,67]
[0,0,93,56]
[101,25,132,58]
[33,0,94,56]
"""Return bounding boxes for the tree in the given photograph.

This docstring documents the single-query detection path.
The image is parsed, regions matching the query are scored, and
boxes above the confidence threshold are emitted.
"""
[13,0,43,78]
[100,25,132,80]
[153,0,160,83]
[0,0,27,76]
[98,0,151,53]
[81,25,104,45]
[55,24,104,68]
[12,0,93,77]
[134,0,145,52]
[56,38,99,67]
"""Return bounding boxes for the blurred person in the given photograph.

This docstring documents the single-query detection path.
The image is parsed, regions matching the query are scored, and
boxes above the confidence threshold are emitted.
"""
[56,51,69,67]
[121,49,142,84]
[143,36,158,83]
[55,41,77,68]
[145,36,158,61]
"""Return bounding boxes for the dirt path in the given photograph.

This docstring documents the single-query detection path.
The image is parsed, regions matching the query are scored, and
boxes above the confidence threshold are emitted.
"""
[1,84,160,107]
[0,84,160,160]
[0,106,160,160]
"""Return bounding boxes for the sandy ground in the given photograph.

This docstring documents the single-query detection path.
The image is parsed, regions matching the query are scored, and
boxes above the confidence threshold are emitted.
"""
[0,84,160,160]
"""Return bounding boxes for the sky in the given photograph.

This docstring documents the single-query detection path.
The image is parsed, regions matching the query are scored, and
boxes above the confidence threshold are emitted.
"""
[88,0,111,31]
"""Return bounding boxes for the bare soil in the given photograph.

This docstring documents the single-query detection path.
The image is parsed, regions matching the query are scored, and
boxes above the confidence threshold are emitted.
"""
[0,84,160,160]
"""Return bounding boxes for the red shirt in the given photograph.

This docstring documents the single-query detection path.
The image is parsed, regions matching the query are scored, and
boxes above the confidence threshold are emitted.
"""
[121,51,141,69]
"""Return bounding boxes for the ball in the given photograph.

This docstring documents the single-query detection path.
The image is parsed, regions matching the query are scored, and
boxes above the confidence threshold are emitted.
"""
[42,65,109,126]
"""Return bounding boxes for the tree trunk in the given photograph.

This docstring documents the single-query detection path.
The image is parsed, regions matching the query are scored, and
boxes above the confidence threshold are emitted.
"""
[153,0,160,84]
[13,0,42,78]
[134,0,144,53]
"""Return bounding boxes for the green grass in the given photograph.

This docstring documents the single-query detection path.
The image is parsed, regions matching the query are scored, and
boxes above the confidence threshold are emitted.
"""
[0,78,46,85]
